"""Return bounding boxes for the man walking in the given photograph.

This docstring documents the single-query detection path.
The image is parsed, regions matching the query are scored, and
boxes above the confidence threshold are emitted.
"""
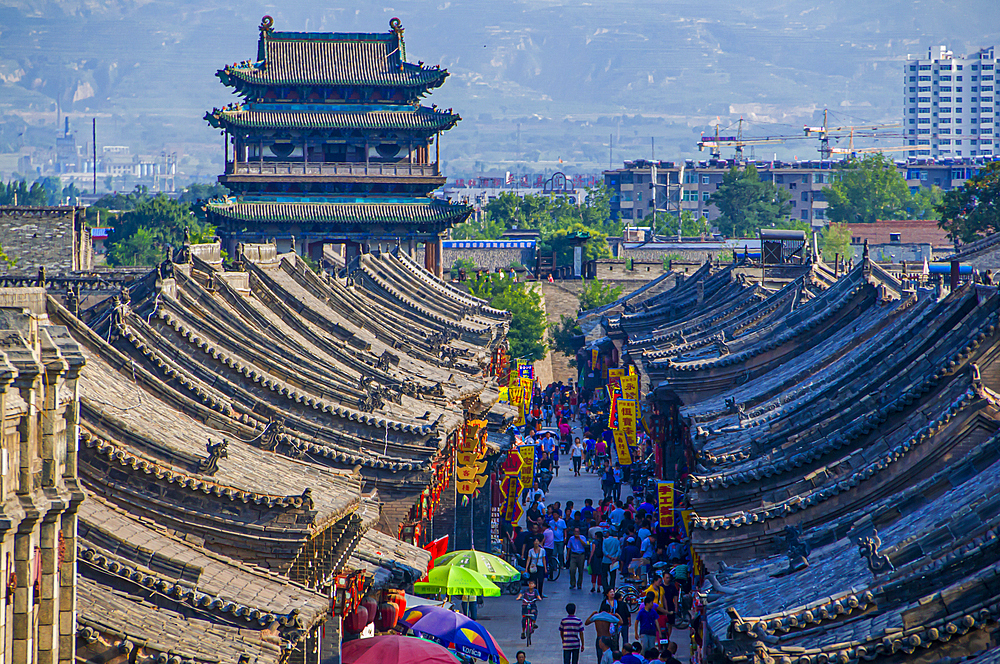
[567,527,589,589]
[560,603,585,664]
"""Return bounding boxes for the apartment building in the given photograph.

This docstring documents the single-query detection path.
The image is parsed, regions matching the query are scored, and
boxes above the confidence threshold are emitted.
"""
[904,45,998,158]
[604,159,834,227]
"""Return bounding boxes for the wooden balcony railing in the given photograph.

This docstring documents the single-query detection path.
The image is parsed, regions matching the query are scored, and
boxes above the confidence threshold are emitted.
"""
[225,161,441,177]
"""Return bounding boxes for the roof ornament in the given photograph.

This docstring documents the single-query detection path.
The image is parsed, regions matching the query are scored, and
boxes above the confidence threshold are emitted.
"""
[852,524,894,576]
[389,18,406,69]
[259,15,274,34]
[198,438,229,475]
[781,525,811,574]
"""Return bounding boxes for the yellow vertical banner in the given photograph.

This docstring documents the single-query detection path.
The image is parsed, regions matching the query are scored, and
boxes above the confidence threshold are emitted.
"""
[613,428,633,465]
[618,399,637,445]
[657,481,675,528]
[509,387,523,406]
[628,364,636,376]
[591,347,599,368]
[520,377,533,395]
[621,374,639,401]
[608,368,625,381]
[498,387,509,403]
[517,445,535,490]
[515,400,526,427]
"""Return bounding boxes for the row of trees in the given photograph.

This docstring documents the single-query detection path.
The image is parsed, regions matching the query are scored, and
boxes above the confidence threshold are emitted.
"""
[0,177,84,206]
[451,186,620,266]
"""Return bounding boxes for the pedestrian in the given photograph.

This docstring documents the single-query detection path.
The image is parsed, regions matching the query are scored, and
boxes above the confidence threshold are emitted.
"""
[612,464,623,502]
[585,615,620,664]
[602,529,622,591]
[515,650,531,664]
[543,522,556,582]
[571,437,585,476]
[589,530,604,593]
[620,643,643,664]
[596,635,615,664]
[634,592,662,653]
[600,587,631,651]
[560,603,586,664]
[527,538,548,598]
[601,463,615,501]
[567,527,589,589]
[552,510,567,570]
[516,579,540,640]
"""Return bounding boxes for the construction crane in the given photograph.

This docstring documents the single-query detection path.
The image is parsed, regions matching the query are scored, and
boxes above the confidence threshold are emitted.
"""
[697,118,790,160]
[804,109,902,159]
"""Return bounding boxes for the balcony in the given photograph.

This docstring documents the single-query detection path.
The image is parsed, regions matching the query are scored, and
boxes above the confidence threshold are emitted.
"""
[224,161,441,177]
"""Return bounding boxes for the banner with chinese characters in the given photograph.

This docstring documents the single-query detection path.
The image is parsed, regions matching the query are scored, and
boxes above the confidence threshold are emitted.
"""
[514,400,526,427]
[621,373,639,402]
[508,387,524,406]
[520,377,533,395]
[517,444,535,490]
[498,386,509,403]
[613,427,633,465]
[657,481,675,528]
[628,364,636,376]
[618,399,637,445]
[608,368,625,380]
[591,347,599,368]
[518,362,534,379]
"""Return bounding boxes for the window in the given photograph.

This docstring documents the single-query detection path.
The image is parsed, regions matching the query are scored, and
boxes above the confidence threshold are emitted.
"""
[940,75,952,81]
[917,139,930,145]
[682,190,698,201]
[775,174,784,183]
[919,86,932,92]
[985,65,995,70]
[984,76,995,81]
[973,64,980,71]
[909,76,916,82]
[815,209,827,220]
[636,192,642,201]
[957,65,963,70]
[918,129,931,134]
[941,139,952,145]
[702,191,710,202]
[918,97,931,102]
[919,65,931,70]
[940,86,953,92]
[919,75,932,81]
[801,174,810,183]
[957,118,963,123]
[909,97,917,103]
[918,118,930,124]
[919,108,930,113]
[957,74,964,80]
[684,172,697,184]
[940,127,952,133]
[909,87,916,92]
[909,108,917,114]
[957,87,964,92]
[984,86,995,91]
[801,210,809,220]
[701,175,710,184]
[790,200,796,208]
[972,117,979,123]
[909,64,917,71]
[801,191,809,202]
[983,127,994,134]
[941,107,952,113]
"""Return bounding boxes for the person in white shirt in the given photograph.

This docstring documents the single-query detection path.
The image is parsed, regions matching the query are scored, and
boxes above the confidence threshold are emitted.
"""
[570,437,585,476]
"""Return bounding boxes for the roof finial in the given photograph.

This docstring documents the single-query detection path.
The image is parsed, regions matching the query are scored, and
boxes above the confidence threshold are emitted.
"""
[390,17,406,69]
[259,15,274,33]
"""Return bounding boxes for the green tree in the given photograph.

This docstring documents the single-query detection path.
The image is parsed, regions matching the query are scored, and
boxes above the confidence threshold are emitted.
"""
[826,154,911,224]
[450,211,506,240]
[0,180,47,206]
[937,162,1000,243]
[541,223,610,266]
[450,257,477,279]
[466,273,547,361]
[549,314,583,365]
[645,209,712,237]
[709,164,792,237]
[821,223,853,261]
[578,278,623,311]
[909,186,944,220]
[106,227,163,266]
[105,193,194,266]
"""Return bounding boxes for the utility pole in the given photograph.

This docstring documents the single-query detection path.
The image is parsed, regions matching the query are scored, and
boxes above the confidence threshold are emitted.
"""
[609,133,613,170]
[92,118,97,195]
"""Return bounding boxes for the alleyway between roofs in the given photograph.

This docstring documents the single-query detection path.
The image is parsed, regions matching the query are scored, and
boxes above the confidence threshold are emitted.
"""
[474,423,692,664]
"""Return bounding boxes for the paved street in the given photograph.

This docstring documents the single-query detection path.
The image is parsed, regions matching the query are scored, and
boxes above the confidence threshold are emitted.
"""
[474,438,692,664]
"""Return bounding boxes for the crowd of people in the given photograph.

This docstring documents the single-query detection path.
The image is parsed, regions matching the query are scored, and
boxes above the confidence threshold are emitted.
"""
[500,380,699,664]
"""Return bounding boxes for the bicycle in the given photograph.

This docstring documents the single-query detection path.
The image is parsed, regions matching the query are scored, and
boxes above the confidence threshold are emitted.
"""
[521,605,538,646]
[502,553,526,595]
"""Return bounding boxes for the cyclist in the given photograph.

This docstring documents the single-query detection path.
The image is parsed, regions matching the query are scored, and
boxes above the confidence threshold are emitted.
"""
[516,578,540,639]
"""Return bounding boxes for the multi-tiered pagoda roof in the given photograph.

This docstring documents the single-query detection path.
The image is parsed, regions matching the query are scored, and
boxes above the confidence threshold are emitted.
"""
[204,17,470,274]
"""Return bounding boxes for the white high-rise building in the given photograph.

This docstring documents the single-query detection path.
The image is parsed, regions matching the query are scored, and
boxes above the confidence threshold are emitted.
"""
[904,45,998,158]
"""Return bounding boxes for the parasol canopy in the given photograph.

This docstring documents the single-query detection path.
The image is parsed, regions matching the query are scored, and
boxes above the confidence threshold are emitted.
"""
[432,550,521,583]
[341,634,458,664]
[413,563,501,597]
[399,605,508,664]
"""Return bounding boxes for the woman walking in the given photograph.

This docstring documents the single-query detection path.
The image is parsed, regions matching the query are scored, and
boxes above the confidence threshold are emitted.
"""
[527,538,548,598]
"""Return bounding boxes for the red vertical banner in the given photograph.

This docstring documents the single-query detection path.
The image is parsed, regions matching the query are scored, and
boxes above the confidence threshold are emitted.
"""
[657,481,674,528]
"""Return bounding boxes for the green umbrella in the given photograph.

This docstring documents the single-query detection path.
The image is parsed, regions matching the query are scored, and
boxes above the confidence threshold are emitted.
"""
[413,563,502,597]
[432,550,521,583]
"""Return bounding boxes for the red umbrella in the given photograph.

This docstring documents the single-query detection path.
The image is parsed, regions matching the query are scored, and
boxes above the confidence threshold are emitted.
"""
[342,634,458,664]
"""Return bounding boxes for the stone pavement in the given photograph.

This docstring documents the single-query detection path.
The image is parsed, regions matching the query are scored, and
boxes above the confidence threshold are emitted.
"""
[475,432,692,664]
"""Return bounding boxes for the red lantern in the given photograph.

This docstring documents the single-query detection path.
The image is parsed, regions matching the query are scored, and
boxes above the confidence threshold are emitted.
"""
[375,601,399,631]
[394,593,406,617]
[361,597,378,625]
[344,605,369,633]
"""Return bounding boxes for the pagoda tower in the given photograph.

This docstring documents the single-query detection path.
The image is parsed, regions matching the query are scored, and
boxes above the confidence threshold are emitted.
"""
[204,16,471,275]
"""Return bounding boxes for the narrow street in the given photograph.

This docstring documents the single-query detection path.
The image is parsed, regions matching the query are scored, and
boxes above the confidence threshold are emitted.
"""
[474,432,692,664]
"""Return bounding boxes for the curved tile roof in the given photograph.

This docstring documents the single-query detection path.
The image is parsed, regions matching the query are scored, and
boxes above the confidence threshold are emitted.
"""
[205,106,460,131]
[206,199,472,225]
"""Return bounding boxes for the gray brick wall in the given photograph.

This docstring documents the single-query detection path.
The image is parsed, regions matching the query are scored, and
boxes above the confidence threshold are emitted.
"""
[0,206,89,275]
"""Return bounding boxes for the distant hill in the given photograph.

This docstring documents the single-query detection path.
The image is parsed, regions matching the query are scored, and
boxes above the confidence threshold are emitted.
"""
[1,0,998,176]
